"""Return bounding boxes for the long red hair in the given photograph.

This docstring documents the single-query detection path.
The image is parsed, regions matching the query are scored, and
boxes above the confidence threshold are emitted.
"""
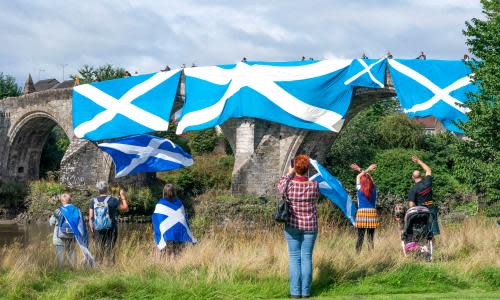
[360,174,374,201]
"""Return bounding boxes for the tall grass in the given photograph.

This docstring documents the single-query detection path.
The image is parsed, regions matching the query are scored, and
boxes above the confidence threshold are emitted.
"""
[0,217,498,299]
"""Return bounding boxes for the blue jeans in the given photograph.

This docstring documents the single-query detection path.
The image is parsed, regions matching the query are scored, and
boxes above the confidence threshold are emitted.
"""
[284,226,317,297]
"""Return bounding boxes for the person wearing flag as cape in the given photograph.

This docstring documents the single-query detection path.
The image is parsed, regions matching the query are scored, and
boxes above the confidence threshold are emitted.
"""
[152,183,197,258]
[350,163,379,252]
[50,193,94,267]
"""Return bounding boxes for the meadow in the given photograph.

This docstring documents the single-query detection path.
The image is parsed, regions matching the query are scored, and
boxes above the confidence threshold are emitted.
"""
[0,217,498,299]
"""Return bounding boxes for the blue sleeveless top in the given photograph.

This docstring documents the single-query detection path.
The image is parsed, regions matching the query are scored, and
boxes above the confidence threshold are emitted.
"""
[356,184,377,209]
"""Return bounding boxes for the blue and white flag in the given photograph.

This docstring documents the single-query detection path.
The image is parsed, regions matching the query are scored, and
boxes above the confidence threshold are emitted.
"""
[59,204,95,266]
[72,70,181,141]
[309,159,356,225]
[344,58,387,88]
[388,59,476,132]
[98,134,193,178]
[152,198,197,249]
[176,60,354,134]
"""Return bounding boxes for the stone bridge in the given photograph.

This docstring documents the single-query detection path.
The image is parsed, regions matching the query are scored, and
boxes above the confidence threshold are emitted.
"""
[0,73,395,196]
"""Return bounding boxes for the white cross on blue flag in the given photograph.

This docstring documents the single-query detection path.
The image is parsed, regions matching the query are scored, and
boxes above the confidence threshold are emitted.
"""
[72,70,181,141]
[344,58,387,88]
[98,134,193,178]
[176,60,354,134]
[388,59,476,133]
[309,159,356,225]
[152,198,197,249]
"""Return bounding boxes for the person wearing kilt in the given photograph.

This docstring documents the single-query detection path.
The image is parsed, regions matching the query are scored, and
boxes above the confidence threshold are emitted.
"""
[351,163,379,253]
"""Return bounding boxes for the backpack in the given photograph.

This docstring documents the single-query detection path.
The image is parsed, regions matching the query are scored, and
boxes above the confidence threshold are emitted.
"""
[93,196,112,231]
[56,209,75,239]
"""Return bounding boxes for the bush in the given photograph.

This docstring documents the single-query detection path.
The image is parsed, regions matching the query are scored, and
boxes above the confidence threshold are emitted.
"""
[26,181,88,219]
[158,154,234,197]
[187,129,217,155]
[126,186,156,214]
[0,180,27,209]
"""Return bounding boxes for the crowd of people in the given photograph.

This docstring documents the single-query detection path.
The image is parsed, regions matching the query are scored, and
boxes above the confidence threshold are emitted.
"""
[48,154,439,298]
[277,154,438,298]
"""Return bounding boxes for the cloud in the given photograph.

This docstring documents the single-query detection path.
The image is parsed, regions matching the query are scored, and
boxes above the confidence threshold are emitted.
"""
[0,0,482,86]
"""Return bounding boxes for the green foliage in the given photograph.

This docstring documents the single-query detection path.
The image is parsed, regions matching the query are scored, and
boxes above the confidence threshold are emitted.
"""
[71,64,126,84]
[0,180,27,209]
[456,0,500,212]
[39,126,70,179]
[126,186,155,214]
[376,114,424,149]
[25,181,88,219]
[0,72,21,99]
[157,154,234,197]
[187,129,218,155]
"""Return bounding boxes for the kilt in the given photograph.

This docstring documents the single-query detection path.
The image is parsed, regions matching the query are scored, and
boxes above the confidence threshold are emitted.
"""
[355,208,380,229]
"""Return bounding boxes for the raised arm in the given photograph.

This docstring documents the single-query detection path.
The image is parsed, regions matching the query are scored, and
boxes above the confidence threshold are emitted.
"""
[351,163,377,184]
[118,189,129,212]
[412,155,431,176]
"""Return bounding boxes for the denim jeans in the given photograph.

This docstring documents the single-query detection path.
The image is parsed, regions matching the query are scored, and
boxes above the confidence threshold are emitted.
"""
[55,239,75,267]
[284,226,318,297]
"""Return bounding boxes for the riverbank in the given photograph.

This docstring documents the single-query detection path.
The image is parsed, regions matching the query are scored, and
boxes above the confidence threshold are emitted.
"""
[1,217,498,299]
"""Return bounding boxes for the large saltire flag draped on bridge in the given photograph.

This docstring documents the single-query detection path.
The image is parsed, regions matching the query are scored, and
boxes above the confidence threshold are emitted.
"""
[72,69,181,141]
[152,197,197,249]
[176,60,358,134]
[309,159,356,225]
[388,59,476,133]
[98,134,193,178]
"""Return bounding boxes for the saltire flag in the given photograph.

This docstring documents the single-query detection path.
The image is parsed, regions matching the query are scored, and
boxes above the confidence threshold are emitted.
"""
[59,204,95,266]
[72,70,181,141]
[387,59,476,133]
[152,197,197,249]
[344,58,387,88]
[309,159,356,225]
[176,60,355,134]
[98,134,193,178]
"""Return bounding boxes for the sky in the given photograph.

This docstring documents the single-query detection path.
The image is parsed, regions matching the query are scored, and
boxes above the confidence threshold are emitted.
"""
[0,0,483,86]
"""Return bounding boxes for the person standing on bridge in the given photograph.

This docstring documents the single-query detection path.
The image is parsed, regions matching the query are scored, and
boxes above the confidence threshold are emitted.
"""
[350,163,379,253]
[278,154,319,299]
[88,181,128,264]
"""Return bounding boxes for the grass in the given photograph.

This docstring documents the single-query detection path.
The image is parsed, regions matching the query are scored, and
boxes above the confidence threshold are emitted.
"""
[0,217,498,299]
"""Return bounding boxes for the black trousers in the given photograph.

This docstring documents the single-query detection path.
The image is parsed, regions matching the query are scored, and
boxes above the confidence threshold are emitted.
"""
[356,228,375,253]
[94,227,118,263]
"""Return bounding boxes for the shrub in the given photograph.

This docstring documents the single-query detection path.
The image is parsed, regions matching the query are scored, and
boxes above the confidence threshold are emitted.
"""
[0,180,27,209]
[187,129,218,155]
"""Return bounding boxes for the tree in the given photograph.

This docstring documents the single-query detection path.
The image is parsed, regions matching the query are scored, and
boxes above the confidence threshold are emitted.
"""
[71,64,126,84]
[458,0,500,214]
[0,73,21,99]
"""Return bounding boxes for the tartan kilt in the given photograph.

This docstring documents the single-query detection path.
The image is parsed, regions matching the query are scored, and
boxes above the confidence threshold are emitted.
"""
[355,208,380,229]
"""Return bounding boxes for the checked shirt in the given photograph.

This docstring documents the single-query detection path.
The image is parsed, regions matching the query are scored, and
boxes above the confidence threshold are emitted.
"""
[278,174,320,231]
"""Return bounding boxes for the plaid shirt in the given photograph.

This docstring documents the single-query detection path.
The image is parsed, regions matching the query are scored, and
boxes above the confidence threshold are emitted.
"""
[278,174,319,231]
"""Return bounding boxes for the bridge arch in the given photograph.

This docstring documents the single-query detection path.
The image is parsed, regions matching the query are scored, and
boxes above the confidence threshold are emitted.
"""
[6,111,69,180]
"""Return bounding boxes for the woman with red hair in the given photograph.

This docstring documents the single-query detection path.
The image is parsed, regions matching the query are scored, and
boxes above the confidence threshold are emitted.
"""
[351,163,379,253]
[278,154,319,298]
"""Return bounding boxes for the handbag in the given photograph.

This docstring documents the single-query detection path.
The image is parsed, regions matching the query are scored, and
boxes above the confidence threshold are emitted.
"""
[274,177,292,223]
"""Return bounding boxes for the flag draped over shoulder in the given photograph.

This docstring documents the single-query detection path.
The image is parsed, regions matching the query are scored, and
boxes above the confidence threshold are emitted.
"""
[176,60,355,134]
[309,159,356,225]
[72,70,181,141]
[152,198,197,250]
[388,59,476,133]
[59,204,95,266]
[98,134,193,178]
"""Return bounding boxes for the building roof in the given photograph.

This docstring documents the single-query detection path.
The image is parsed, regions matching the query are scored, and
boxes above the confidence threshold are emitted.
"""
[51,80,74,89]
[414,116,439,128]
[34,79,59,91]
